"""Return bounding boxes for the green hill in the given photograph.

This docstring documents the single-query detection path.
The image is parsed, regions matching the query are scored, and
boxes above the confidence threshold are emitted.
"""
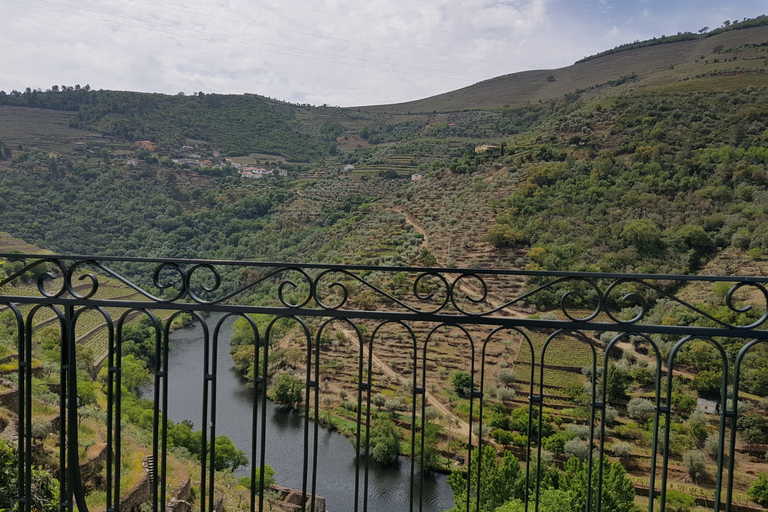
[358,21,768,113]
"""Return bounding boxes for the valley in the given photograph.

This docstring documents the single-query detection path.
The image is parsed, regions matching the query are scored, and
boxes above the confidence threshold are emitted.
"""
[2,17,768,512]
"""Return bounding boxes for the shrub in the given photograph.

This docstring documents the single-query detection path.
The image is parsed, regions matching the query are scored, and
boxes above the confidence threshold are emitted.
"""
[748,473,768,507]
[705,433,721,459]
[563,438,589,460]
[627,397,655,420]
[682,450,708,482]
[496,368,517,386]
[495,387,516,402]
[612,441,633,458]
[452,371,472,398]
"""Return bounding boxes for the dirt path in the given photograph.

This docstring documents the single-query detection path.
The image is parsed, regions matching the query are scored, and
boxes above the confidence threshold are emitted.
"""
[340,328,471,435]
[389,206,530,320]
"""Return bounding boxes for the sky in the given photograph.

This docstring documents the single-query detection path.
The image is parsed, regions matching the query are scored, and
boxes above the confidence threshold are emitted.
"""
[2,0,767,107]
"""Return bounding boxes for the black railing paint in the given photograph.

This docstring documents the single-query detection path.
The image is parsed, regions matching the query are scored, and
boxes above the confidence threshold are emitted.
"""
[2,253,767,512]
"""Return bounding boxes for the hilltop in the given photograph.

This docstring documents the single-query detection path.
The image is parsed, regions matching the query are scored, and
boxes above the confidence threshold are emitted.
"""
[360,20,768,112]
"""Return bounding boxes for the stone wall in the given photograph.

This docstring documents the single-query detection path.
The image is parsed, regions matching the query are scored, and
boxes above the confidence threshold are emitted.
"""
[119,474,151,512]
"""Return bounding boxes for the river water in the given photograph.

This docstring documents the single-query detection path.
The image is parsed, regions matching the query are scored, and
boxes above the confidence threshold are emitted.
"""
[158,313,455,512]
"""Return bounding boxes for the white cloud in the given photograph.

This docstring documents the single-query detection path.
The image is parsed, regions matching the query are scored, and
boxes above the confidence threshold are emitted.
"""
[1,0,767,106]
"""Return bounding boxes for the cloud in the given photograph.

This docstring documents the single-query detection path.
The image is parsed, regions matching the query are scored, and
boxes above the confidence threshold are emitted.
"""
[1,0,766,106]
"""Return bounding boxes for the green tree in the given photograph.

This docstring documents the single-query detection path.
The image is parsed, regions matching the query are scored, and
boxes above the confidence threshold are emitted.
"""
[542,430,577,457]
[560,456,639,512]
[661,489,696,512]
[748,473,768,507]
[238,465,276,492]
[605,363,629,401]
[482,224,526,248]
[120,354,152,393]
[621,219,663,256]
[690,369,722,399]
[212,435,248,472]
[452,371,472,398]
[0,439,60,512]
[447,445,521,512]
[682,450,708,482]
[414,422,441,472]
[271,373,304,408]
[369,418,403,464]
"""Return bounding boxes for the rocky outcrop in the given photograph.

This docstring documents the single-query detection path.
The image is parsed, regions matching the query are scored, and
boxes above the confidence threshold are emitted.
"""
[266,485,326,512]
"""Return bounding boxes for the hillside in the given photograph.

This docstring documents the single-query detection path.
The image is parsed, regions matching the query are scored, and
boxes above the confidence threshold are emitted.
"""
[359,22,768,113]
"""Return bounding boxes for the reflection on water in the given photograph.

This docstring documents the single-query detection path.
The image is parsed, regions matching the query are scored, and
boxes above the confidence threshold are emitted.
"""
[156,313,454,512]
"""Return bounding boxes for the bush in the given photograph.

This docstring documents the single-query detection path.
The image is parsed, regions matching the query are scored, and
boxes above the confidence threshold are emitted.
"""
[627,397,655,420]
[748,473,768,507]
[738,413,768,444]
[705,433,721,459]
[682,450,708,482]
[563,438,589,460]
[495,387,516,402]
[612,441,633,458]
[496,368,517,386]
[452,371,472,398]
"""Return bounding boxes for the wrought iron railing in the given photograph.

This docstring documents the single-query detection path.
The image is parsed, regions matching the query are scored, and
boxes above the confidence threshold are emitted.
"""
[1,253,767,512]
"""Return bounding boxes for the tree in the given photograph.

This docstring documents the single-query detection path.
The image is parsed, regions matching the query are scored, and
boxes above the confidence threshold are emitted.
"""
[452,371,472,398]
[496,368,517,386]
[661,490,696,512]
[212,435,248,472]
[369,418,403,464]
[561,456,639,512]
[627,397,655,421]
[238,465,275,492]
[563,438,589,460]
[621,219,663,256]
[372,393,387,410]
[271,373,303,408]
[738,413,768,444]
[447,445,522,512]
[682,450,708,482]
[605,363,628,401]
[543,430,576,457]
[690,369,722,399]
[414,422,441,472]
[482,224,526,248]
[748,473,768,507]
[120,354,152,393]
[0,439,60,512]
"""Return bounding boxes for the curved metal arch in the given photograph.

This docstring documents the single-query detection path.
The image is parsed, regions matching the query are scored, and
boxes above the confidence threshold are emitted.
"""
[110,308,162,512]
[263,314,316,512]
[597,332,664,512]
[727,338,768,512]
[2,303,29,512]
[540,329,597,512]
[663,335,730,512]
[64,260,101,299]
[481,326,536,511]
[605,277,768,329]
[423,323,476,512]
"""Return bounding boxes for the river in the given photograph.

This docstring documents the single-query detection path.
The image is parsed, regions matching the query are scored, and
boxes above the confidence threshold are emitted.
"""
[158,313,455,512]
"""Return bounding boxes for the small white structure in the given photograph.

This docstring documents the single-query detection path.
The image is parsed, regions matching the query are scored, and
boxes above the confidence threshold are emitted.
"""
[697,398,719,414]
[411,174,423,181]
